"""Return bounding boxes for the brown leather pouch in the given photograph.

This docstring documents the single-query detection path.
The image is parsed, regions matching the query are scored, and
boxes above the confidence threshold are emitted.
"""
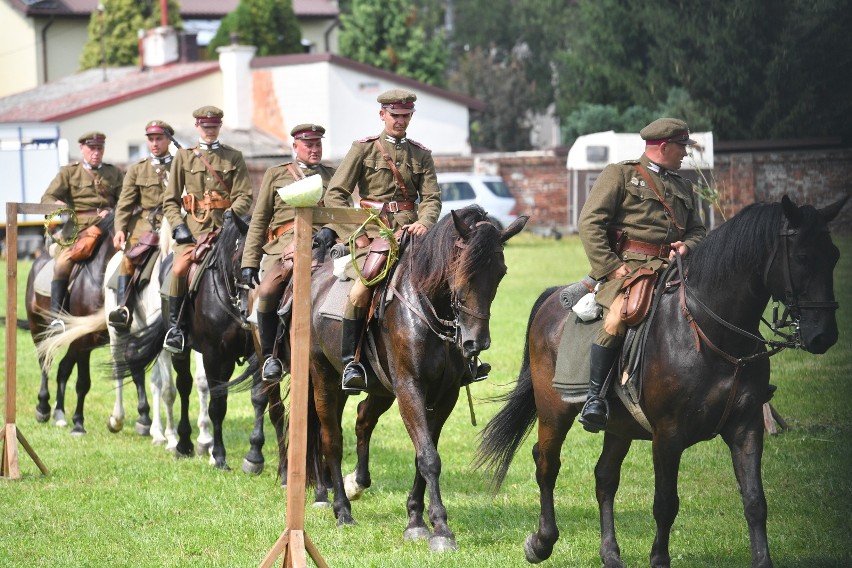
[361,237,392,281]
[620,267,658,326]
[607,227,627,256]
[125,231,160,266]
[67,224,103,262]
[190,229,220,263]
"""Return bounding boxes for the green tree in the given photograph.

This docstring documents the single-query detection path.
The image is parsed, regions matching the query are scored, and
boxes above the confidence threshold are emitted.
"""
[79,0,181,70]
[339,0,448,86]
[207,0,303,57]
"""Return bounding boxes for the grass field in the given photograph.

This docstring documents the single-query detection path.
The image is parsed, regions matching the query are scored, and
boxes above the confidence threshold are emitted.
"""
[1,232,850,567]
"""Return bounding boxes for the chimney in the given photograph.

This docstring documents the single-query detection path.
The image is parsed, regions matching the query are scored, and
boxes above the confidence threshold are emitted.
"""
[217,44,257,131]
[141,26,179,67]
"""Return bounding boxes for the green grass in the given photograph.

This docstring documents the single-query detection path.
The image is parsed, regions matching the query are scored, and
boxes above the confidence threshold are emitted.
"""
[1,233,850,567]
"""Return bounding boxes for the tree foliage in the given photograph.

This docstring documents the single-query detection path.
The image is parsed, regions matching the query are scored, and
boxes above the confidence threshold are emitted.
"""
[79,0,181,70]
[207,0,302,57]
[338,0,448,86]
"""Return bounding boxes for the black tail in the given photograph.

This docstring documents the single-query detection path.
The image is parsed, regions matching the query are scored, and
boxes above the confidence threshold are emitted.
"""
[112,312,168,378]
[278,375,322,488]
[474,286,561,490]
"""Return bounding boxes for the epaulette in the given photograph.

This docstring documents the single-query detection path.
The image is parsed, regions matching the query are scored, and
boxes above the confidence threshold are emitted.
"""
[618,159,640,165]
[357,134,380,143]
[408,138,431,152]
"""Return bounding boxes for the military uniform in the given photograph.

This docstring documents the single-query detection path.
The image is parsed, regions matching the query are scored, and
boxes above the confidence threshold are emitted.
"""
[576,118,707,432]
[241,123,335,380]
[162,106,254,353]
[108,120,175,329]
[41,131,123,328]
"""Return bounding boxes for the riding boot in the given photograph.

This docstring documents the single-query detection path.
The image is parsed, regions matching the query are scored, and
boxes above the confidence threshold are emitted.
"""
[460,360,492,387]
[341,308,367,393]
[48,279,69,331]
[578,344,620,433]
[163,294,187,355]
[108,275,132,331]
[258,309,283,383]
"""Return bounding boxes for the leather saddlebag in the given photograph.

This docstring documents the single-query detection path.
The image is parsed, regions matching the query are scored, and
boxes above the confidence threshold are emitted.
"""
[619,267,658,326]
[361,237,392,282]
[67,225,103,262]
[125,231,160,267]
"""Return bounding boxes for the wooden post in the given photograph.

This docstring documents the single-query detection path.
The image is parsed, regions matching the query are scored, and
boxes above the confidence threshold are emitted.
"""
[258,206,368,568]
[2,203,54,479]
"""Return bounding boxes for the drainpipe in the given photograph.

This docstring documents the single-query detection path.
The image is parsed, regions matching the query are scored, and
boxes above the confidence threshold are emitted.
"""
[160,0,169,26]
[40,16,55,84]
[323,18,340,53]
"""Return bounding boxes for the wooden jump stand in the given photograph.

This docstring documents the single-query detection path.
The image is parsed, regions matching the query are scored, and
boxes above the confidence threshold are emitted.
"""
[259,206,368,568]
[2,203,52,479]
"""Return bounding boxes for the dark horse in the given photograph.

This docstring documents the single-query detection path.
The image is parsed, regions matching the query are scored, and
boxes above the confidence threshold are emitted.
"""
[26,211,121,435]
[119,212,281,472]
[476,195,847,568]
[302,205,527,551]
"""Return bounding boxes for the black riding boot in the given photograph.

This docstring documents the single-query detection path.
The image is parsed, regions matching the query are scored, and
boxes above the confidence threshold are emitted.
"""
[48,279,69,331]
[163,294,187,355]
[108,275,132,331]
[341,315,367,393]
[461,360,492,387]
[578,344,620,433]
[258,309,283,382]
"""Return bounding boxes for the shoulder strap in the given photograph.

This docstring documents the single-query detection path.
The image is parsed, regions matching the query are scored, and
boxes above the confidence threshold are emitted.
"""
[286,163,306,181]
[633,165,685,238]
[373,139,410,201]
[191,147,231,195]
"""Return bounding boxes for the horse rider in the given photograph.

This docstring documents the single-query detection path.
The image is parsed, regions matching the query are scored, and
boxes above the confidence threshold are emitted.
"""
[240,123,336,382]
[41,131,124,331]
[161,105,254,355]
[108,120,175,330]
[325,89,489,393]
[577,117,707,432]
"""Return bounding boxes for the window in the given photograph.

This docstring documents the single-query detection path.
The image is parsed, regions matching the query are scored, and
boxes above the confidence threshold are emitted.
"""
[484,180,512,198]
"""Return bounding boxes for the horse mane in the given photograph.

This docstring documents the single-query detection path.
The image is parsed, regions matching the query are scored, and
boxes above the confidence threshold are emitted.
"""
[686,202,783,290]
[213,213,249,269]
[408,205,500,297]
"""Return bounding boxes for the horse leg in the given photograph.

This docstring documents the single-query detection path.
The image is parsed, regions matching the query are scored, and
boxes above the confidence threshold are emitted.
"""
[596,433,633,568]
[345,393,394,501]
[649,431,685,568]
[193,352,213,455]
[132,364,152,436]
[53,352,75,427]
[724,422,773,567]
[107,343,126,433]
[173,354,195,458]
[35,357,52,423]
[149,358,165,444]
[70,350,91,435]
[243,370,269,475]
[151,351,177,450]
[204,354,234,470]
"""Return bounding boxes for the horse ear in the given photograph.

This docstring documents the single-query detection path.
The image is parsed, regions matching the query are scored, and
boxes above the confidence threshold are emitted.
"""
[817,193,850,224]
[781,195,804,228]
[452,210,472,239]
[501,215,529,243]
[233,212,249,235]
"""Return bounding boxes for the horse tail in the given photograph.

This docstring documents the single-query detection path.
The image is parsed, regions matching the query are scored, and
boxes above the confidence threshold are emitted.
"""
[111,312,168,378]
[215,354,260,396]
[276,375,321,488]
[474,285,561,490]
[36,309,107,371]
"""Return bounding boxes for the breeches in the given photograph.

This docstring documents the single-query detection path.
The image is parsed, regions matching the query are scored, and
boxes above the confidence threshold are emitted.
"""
[256,256,294,313]
[169,244,194,296]
[52,247,76,280]
[596,294,626,347]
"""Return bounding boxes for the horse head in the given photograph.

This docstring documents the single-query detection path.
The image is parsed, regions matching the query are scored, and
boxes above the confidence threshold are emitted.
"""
[770,194,848,354]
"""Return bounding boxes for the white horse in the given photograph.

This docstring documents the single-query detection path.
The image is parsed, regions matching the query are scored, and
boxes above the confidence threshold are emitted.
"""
[103,218,213,453]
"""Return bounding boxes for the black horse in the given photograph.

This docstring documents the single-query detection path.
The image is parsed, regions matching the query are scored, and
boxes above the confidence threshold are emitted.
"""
[300,205,527,551]
[119,213,279,472]
[26,211,122,435]
[476,195,847,568]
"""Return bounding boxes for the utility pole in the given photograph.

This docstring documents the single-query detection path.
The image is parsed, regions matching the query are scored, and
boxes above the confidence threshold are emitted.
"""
[98,3,106,82]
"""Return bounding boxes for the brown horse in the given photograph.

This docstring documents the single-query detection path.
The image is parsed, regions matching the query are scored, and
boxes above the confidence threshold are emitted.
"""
[300,205,527,551]
[26,211,118,435]
[476,195,847,568]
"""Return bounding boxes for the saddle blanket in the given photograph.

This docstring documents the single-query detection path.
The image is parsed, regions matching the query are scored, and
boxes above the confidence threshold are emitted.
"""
[34,259,56,297]
[553,279,604,402]
[317,278,353,321]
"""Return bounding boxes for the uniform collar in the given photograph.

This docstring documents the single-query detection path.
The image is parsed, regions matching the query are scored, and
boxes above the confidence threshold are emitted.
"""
[646,160,667,176]
[82,161,101,170]
[298,161,318,171]
[384,133,407,145]
[151,154,172,165]
[198,140,221,150]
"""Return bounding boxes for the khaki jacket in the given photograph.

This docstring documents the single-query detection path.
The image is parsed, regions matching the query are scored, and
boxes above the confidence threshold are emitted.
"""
[162,144,253,235]
[324,131,440,237]
[241,162,335,269]
[41,162,123,229]
[114,156,171,242]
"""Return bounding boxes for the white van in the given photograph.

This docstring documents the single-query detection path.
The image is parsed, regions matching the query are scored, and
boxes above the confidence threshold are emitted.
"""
[436,172,519,230]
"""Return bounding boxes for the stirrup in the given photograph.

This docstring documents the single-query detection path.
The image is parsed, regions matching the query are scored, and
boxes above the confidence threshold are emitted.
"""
[47,318,66,333]
[108,306,131,331]
[578,395,609,433]
[163,327,186,354]
[461,361,491,387]
[341,361,367,393]
[262,357,283,383]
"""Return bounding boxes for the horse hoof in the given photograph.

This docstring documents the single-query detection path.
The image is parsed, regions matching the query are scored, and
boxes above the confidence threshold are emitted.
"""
[135,421,151,436]
[403,527,431,542]
[196,442,212,457]
[336,516,356,527]
[175,448,193,459]
[428,535,458,553]
[524,534,547,564]
[106,416,123,433]
[344,472,366,501]
[311,500,331,509]
[70,424,86,436]
[53,410,67,428]
[242,459,264,475]
[35,407,50,423]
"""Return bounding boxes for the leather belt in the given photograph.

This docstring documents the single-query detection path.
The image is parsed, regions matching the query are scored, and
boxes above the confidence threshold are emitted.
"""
[622,238,671,258]
[267,220,295,242]
[359,198,415,213]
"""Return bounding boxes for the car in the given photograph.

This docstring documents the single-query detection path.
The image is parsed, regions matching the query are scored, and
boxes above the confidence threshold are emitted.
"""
[436,172,519,230]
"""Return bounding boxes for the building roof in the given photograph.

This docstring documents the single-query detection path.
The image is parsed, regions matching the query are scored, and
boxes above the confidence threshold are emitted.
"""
[252,53,487,112]
[10,0,339,19]
[0,62,220,122]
